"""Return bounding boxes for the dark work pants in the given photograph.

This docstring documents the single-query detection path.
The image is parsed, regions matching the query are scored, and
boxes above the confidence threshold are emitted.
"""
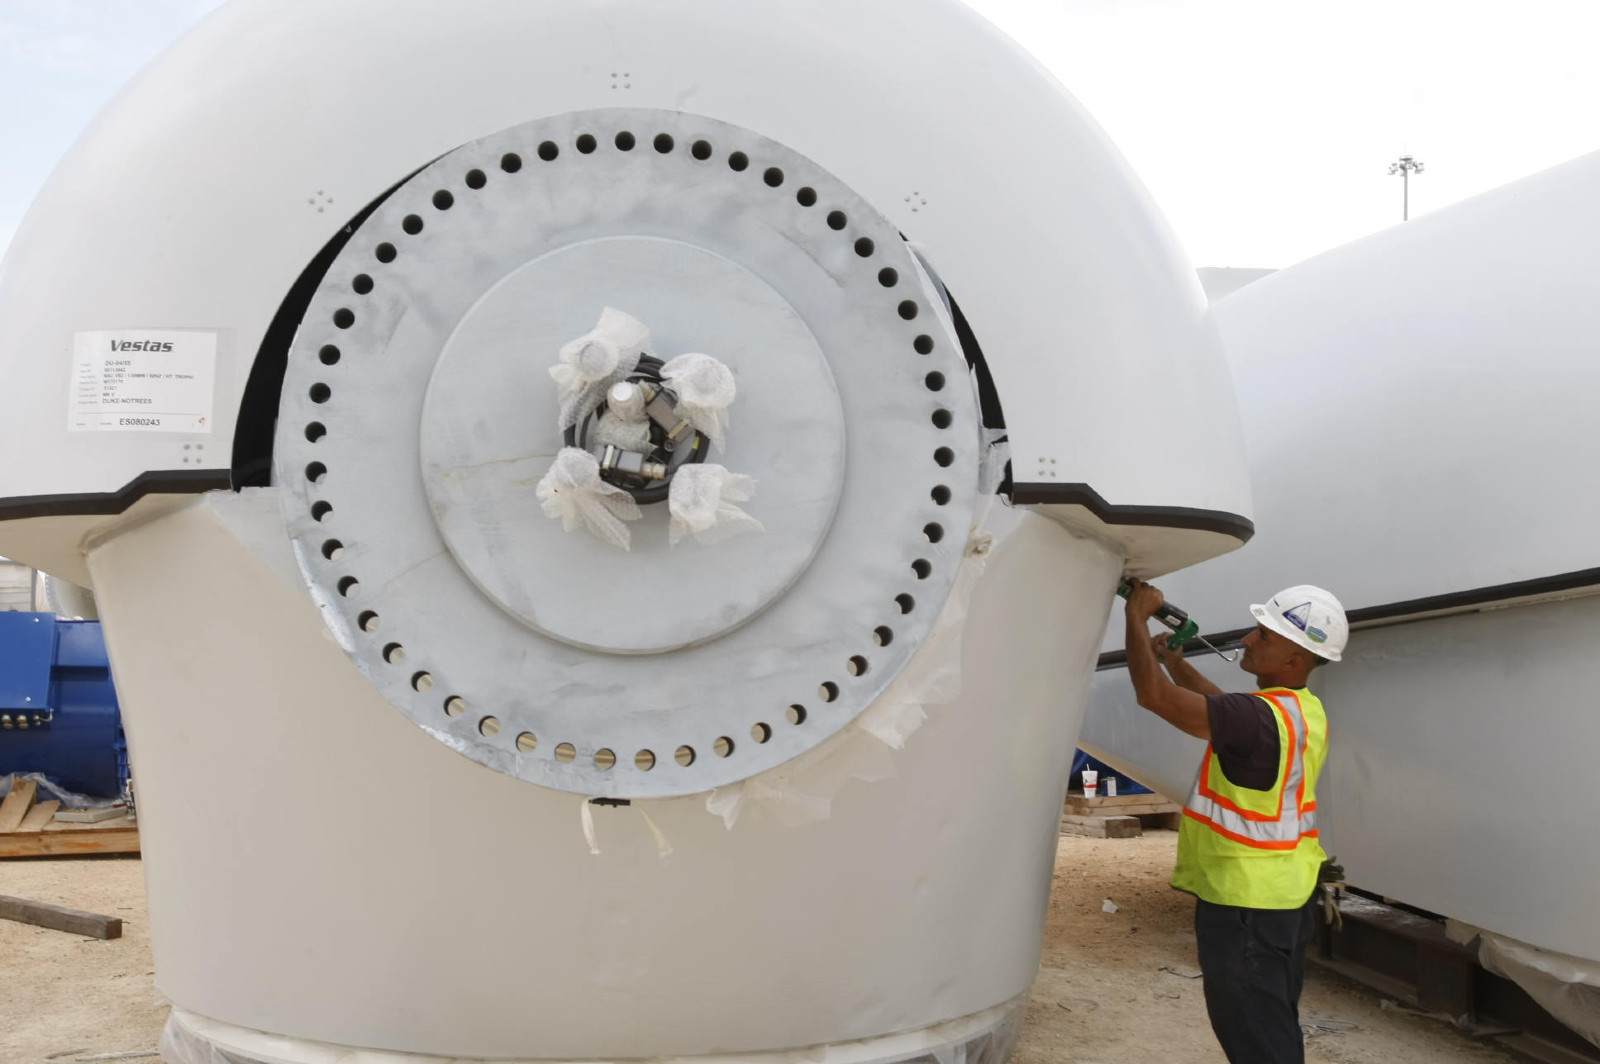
[1194,893,1318,1064]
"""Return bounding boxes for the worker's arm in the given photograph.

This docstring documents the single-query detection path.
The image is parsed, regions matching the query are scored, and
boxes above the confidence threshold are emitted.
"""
[1152,634,1225,697]
[1124,580,1212,739]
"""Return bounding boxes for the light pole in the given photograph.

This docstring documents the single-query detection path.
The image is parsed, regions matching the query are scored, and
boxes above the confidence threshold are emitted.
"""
[1388,155,1425,221]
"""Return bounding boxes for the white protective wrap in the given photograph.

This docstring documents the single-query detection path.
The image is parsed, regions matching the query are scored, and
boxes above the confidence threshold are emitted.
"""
[661,352,737,451]
[158,998,1026,1064]
[1448,921,1600,1049]
[549,306,651,430]
[702,435,1004,830]
[592,409,655,453]
[533,447,642,550]
[667,464,764,547]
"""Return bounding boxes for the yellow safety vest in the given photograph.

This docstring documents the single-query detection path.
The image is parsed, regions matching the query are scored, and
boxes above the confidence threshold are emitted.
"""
[1171,686,1328,909]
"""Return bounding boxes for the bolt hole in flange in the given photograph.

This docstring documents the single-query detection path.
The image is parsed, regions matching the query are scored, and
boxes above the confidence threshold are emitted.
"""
[275,109,981,799]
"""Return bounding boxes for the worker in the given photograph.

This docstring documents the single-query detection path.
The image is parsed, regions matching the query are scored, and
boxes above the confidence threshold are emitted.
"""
[1122,579,1348,1064]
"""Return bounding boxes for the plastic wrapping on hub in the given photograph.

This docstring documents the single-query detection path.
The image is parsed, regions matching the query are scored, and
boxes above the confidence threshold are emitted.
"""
[158,998,1026,1064]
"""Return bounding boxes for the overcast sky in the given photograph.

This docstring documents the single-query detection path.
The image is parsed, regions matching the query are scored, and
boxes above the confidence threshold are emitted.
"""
[2,0,1598,268]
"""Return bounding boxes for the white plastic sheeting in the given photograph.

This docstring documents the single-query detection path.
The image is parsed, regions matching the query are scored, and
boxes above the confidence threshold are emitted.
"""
[1448,922,1600,1049]
[706,523,992,829]
[159,998,1027,1064]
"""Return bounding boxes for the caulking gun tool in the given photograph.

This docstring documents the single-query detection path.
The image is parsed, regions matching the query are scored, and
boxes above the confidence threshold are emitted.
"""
[1116,578,1241,661]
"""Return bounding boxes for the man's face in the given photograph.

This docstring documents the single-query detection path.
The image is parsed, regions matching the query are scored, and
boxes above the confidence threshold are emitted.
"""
[1239,623,1301,677]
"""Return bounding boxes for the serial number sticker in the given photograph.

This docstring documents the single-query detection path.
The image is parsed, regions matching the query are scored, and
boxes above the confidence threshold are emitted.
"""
[68,330,218,433]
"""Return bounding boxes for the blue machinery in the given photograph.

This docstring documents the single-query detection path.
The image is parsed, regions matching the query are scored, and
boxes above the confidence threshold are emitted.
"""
[0,612,126,799]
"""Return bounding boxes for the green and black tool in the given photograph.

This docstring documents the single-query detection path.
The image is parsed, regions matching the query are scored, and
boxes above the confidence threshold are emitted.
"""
[1117,578,1239,660]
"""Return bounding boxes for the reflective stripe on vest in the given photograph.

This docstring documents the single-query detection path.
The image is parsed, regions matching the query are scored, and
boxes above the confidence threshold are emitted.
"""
[1182,689,1318,851]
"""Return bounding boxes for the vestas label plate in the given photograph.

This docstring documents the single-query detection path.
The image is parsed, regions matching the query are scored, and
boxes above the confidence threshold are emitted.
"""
[68,330,218,433]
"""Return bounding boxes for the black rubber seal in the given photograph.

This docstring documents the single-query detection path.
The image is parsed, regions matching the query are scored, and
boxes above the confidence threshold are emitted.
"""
[1097,564,1600,669]
[0,469,231,521]
[1012,481,1255,543]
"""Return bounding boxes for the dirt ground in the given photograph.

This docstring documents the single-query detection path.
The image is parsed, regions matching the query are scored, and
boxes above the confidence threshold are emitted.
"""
[0,834,1535,1063]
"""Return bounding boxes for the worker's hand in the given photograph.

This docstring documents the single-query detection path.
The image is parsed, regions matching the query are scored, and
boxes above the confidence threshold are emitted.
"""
[1151,632,1184,668]
[1123,577,1164,622]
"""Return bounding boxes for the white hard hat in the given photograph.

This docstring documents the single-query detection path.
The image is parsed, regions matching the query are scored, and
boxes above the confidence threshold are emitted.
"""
[1250,585,1348,662]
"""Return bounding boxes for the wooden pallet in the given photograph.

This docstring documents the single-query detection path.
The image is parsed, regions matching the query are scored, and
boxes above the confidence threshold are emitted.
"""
[1062,790,1183,833]
[1060,813,1143,838]
[0,776,139,858]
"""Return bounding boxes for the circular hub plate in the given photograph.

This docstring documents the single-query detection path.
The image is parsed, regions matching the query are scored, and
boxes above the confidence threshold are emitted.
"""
[275,109,979,798]
[419,235,846,654]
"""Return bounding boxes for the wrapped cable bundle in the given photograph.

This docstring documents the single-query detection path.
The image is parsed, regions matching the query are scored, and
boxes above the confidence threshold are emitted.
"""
[535,447,642,550]
[551,307,652,430]
[668,463,763,545]
[661,352,736,451]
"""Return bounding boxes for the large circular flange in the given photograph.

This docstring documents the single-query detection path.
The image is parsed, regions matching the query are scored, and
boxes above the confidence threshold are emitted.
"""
[275,109,981,798]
